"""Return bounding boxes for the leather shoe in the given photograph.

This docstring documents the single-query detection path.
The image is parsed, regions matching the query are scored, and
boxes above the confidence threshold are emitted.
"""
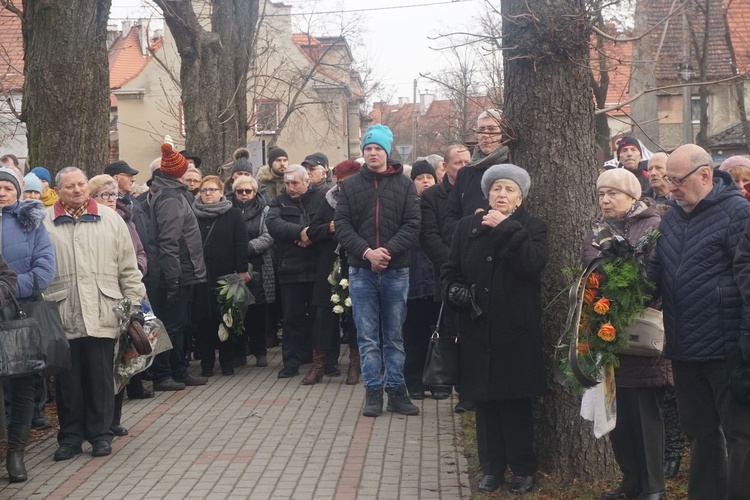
[91,440,112,457]
[111,425,128,437]
[637,493,665,500]
[54,444,82,461]
[510,475,535,494]
[454,400,476,413]
[664,457,681,479]
[431,390,451,400]
[601,484,641,499]
[278,366,299,378]
[153,377,186,391]
[410,391,425,400]
[255,355,268,367]
[127,389,155,399]
[32,417,52,430]
[477,474,502,492]
[178,374,208,386]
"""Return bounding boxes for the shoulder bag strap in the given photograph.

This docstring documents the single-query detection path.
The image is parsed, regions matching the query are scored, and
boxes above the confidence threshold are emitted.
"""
[0,278,26,320]
[202,219,219,250]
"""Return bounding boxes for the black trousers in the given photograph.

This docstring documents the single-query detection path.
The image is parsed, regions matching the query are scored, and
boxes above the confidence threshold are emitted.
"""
[403,297,440,393]
[279,282,315,369]
[608,386,666,495]
[196,317,236,372]
[150,285,190,382]
[56,337,115,446]
[673,360,750,500]
[475,398,537,477]
[245,303,268,357]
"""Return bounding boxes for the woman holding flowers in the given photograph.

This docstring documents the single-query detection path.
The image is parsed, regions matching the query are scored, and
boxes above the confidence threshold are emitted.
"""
[192,176,250,376]
[581,168,668,500]
[441,164,548,495]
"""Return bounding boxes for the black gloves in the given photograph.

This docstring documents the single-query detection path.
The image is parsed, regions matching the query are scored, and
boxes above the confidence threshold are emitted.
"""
[448,284,471,308]
[166,281,180,307]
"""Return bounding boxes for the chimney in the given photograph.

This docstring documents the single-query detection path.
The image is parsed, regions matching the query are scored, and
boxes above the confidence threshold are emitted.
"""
[153,29,164,41]
[398,97,409,108]
[138,19,150,56]
[420,93,434,115]
[106,24,119,49]
[122,20,132,39]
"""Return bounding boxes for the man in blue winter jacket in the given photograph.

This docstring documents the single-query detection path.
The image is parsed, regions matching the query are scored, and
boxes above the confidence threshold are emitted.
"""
[649,143,750,500]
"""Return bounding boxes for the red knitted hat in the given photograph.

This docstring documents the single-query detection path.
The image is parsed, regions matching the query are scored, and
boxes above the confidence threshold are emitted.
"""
[160,143,188,179]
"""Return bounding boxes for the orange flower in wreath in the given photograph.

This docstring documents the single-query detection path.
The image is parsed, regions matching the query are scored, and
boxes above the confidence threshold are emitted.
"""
[593,298,611,315]
[583,288,598,305]
[577,342,591,355]
[598,323,617,342]
[586,273,602,289]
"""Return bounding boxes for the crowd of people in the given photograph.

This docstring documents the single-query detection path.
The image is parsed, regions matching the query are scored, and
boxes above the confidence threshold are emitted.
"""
[1,113,749,499]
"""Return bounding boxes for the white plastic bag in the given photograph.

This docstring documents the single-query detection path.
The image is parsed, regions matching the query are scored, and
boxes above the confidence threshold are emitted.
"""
[580,365,617,438]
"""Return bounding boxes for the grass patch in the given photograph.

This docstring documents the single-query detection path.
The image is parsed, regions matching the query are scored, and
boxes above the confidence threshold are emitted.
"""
[458,411,690,499]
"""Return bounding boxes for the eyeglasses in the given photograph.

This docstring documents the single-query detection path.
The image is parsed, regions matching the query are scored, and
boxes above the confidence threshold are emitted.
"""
[94,192,118,200]
[235,189,254,195]
[663,164,710,187]
[184,179,201,185]
[476,126,501,135]
[200,187,221,194]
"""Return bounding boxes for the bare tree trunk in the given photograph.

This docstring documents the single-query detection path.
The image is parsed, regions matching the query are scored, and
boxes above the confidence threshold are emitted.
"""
[502,0,618,480]
[154,0,258,170]
[20,0,112,179]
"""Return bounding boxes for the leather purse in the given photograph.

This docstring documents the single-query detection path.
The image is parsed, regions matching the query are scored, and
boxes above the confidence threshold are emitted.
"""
[422,304,460,387]
[0,279,46,378]
[619,307,665,357]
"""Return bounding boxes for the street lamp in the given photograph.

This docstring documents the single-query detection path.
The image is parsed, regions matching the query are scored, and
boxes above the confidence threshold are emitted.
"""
[411,73,430,163]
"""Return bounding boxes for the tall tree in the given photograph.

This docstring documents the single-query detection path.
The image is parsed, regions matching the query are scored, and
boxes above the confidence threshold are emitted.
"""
[501,0,619,480]
[10,0,112,178]
[152,0,259,168]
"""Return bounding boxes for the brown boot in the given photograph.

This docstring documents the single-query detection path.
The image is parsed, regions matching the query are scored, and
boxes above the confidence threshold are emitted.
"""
[345,347,360,385]
[302,349,325,385]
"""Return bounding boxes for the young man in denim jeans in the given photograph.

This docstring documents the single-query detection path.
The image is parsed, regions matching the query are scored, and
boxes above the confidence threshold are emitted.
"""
[334,124,422,417]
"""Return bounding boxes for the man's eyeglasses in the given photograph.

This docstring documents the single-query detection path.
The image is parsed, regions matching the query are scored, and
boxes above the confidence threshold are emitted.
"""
[200,187,221,194]
[476,126,501,136]
[235,189,254,195]
[94,192,118,200]
[663,164,710,187]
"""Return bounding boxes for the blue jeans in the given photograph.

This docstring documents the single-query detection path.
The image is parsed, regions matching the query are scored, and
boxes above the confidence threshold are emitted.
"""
[348,267,409,388]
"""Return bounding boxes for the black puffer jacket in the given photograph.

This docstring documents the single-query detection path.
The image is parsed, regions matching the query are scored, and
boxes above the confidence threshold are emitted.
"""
[334,161,421,270]
[307,186,343,307]
[420,179,452,300]
[266,187,325,285]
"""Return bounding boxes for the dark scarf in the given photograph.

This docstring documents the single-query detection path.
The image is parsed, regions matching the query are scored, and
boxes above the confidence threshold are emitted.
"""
[191,197,233,219]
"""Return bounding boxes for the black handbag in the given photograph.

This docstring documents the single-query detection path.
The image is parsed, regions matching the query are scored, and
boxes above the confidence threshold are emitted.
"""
[20,277,71,376]
[422,304,460,387]
[0,279,45,378]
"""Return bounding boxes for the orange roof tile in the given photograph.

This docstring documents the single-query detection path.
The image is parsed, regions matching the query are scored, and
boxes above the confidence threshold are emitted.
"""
[591,31,632,115]
[109,25,163,89]
[0,11,24,92]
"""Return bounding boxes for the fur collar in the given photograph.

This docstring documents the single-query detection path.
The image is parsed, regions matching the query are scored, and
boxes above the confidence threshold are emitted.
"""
[325,186,339,209]
[3,200,47,232]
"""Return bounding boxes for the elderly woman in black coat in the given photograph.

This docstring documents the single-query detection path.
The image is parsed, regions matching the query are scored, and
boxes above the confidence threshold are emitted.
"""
[441,164,548,495]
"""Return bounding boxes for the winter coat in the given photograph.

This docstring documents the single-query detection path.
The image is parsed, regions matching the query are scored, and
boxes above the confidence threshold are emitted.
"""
[116,200,148,276]
[409,242,434,301]
[192,203,249,320]
[266,187,325,285]
[582,202,669,388]
[442,145,510,244]
[145,175,207,288]
[334,162,421,270]
[440,206,548,401]
[233,195,275,304]
[256,165,285,199]
[420,178,452,300]
[44,199,146,340]
[650,170,750,361]
[0,255,17,308]
[0,200,55,299]
[122,195,150,257]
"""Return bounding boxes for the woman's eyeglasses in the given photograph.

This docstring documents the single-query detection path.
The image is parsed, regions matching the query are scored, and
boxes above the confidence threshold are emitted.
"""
[94,192,118,200]
[235,189,254,195]
[200,187,221,194]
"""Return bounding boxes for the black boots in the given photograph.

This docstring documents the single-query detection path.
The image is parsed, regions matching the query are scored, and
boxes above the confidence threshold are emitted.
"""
[664,456,681,479]
[385,385,420,415]
[6,423,30,483]
[363,385,384,417]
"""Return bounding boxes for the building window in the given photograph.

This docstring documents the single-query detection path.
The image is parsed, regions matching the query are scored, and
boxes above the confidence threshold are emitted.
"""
[691,96,705,124]
[254,100,279,135]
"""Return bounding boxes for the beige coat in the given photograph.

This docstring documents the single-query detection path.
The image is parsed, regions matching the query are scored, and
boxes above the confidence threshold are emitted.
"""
[44,199,146,340]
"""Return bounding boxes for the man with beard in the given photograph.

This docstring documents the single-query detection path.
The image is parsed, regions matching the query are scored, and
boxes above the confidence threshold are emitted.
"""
[442,110,510,242]
[257,147,289,199]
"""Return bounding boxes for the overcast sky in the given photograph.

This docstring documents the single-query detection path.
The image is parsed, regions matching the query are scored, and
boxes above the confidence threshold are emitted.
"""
[109,0,482,105]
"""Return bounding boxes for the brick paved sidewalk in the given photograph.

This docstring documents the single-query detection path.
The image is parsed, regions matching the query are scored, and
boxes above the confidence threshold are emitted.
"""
[0,347,469,499]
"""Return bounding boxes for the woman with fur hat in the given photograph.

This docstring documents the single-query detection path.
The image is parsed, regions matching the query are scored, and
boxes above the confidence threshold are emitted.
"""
[441,164,547,494]
[582,168,669,500]
[0,166,56,482]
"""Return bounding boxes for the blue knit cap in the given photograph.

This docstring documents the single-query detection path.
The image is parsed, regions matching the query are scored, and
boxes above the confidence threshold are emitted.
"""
[361,124,393,154]
[31,166,51,184]
[23,173,43,194]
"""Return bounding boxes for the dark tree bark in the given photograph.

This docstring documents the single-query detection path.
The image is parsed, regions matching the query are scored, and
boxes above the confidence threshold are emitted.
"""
[19,0,111,179]
[502,0,619,480]
[153,0,259,170]
[590,7,611,157]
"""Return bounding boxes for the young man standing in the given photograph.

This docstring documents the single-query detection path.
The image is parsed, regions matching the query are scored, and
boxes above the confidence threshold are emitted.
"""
[334,124,421,417]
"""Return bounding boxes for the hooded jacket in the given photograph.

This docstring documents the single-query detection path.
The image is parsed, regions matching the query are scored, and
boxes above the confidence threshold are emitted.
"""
[145,175,207,287]
[0,200,55,299]
[650,169,750,361]
[334,161,421,270]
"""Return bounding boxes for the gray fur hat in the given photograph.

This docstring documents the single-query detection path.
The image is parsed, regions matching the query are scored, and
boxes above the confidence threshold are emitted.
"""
[481,164,531,199]
[0,166,21,197]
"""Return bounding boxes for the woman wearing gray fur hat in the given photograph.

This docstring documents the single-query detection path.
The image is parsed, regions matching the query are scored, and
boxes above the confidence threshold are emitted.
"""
[441,164,548,494]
